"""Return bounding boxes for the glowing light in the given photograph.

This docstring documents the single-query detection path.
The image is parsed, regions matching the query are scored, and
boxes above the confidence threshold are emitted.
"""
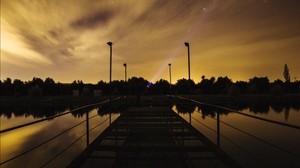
[147,1,219,83]
[1,19,52,65]
[146,82,153,88]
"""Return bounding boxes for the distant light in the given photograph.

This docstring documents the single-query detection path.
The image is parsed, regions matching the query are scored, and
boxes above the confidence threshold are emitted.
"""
[146,82,153,88]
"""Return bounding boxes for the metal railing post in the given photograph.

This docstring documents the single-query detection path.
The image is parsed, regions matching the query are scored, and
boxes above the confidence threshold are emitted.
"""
[86,111,90,147]
[217,111,220,148]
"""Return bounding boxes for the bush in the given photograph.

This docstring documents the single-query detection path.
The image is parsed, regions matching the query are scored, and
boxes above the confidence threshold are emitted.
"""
[29,85,43,98]
[247,85,257,94]
[270,84,284,96]
[227,86,240,96]
[81,87,92,97]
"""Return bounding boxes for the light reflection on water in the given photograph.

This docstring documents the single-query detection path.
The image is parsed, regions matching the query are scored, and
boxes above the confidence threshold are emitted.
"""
[0,108,120,168]
[173,105,300,168]
[1,103,300,168]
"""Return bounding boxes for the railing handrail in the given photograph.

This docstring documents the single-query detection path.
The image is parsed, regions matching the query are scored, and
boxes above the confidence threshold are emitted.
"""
[0,97,121,134]
[171,96,300,165]
[173,95,300,130]
[0,97,123,166]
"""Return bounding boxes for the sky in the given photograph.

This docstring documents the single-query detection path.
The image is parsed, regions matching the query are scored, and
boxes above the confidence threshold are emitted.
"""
[1,0,300,84]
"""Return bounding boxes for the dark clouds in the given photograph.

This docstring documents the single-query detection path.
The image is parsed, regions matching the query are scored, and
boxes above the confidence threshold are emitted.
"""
[1,0,300,83]
[20,28,80,64]
[70,10,115,29]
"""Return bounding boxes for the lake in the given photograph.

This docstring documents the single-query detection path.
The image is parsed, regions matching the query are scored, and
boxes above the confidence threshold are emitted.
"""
[0,104,120,168]
[174,101,300,168]
[1,100,300,168]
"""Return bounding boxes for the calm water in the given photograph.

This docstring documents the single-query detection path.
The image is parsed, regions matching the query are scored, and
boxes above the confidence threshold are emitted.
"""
[1,103,300,168]
[0,106,120,168]
[173,103,300,168]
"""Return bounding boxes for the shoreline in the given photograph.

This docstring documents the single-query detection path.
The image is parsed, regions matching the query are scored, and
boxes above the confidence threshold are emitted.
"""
[1,94,299,106]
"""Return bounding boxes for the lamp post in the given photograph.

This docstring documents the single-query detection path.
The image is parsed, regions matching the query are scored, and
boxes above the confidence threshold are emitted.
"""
[168,63,172,95]
[123,63,127,82]
[184,42,191,99]
[107,42,113,102]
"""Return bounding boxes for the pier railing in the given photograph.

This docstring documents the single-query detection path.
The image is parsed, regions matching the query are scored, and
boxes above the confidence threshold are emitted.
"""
[1,95,300,167]
[171,95,300,167]
[0,96,125,167]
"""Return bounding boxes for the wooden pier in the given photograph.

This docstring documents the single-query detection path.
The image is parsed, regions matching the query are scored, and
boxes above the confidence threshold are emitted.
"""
[68,106,240,168]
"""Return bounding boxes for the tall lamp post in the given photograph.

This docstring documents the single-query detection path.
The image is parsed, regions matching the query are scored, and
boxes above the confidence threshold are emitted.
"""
[184,42,191,99]
[107,42,113,102]
[123,63,127,82]
[168,63,172,95]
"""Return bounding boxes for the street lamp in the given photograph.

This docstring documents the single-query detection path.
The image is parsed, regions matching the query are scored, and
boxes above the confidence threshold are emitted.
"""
[123,63,127,82]
[107,42,113,102]
[184,42,191,99]
[168,63,172,95]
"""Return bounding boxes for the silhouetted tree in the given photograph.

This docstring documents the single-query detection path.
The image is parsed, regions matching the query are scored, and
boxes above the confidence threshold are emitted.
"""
[283,64,290,82]
[214,76,233,94]
[81,87,92,97]
[44,77,56,95]
[227,85,240,96]
[273,79,284,86]
[13,79,25,96]
[151,79,170,95]
[235,81,248,94]
[198,76,215,94]
[128,77,148,105]
[111,80,126,95]
[2,78,13,96]
[30,77,44,87]
[71,80,84,92]
[249,77,270,94]
[176,78,195,94]
[97,80,109,94]
[1,75,300,97]
[29,85,43,98]
[288,80,300,94]
[270,84,284,96]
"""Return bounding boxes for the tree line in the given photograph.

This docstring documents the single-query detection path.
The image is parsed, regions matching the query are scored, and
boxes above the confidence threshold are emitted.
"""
[1,75,299,97]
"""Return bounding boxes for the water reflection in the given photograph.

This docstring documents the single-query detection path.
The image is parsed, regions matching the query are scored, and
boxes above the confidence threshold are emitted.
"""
[173,103,197,114]
[0,104,122,120]
[174,101,300,168]
[1,101,299,168]
[0,104,70,119]
[1,116,87,168]
[4,101,297,121]
[173,101,299,122]
[1,106,120,168]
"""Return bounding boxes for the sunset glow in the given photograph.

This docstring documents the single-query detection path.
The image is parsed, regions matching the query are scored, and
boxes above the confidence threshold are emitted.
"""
[1,0,300,83]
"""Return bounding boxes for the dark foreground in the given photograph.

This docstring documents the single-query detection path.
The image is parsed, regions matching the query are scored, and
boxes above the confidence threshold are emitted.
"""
[1,94,300,106]
[68,106,240,168]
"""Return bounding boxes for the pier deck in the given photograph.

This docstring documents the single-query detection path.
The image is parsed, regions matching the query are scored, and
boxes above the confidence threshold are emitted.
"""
[68,106,240,168]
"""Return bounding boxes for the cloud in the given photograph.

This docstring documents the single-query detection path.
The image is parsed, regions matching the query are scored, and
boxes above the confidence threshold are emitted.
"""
[1,19,53,65]
[70,10,115,29]
[1,0,300,82]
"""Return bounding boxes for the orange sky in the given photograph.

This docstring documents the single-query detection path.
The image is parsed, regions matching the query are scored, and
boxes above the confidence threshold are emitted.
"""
[1,0,300,83]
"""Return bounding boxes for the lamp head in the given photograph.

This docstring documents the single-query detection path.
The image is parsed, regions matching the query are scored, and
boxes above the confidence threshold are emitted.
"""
[107,42,113,46]
[168,63,171,66]
[184,42,189,47]
[123,63,127,67]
